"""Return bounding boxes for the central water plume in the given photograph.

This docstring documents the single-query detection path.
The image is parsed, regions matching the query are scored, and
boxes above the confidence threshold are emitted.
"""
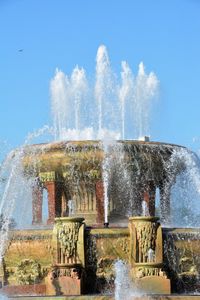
[50,46,159,222]
[51,45,159,141]
[119,61,134,140]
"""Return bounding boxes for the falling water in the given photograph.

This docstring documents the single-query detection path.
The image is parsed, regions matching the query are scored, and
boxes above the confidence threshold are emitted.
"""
[101,141,114,224]
[142,200,150,216]
[169,147,200,227]
[0,126,52,262]
[67,199,76,216]
[114,260,140,300]
[0,148,32,262]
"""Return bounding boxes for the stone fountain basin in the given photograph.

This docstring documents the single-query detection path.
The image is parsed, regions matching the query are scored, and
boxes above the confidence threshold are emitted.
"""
[19,140,186,226]
[22,140,183,175]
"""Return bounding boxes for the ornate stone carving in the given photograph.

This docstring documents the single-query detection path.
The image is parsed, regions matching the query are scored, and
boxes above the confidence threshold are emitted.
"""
[50,266,82,280]
[178,248,198,277]
[39,171,62,183]
[53,217,85,266]
[16,259,41,285]
[45,266,83,296]
[133,266,167,279]
[129,216,160,265]
[96,257,114,278]
[118,238,129,255]
[135,221,158,263]
[129,216,171,294]
[57,222,80,260]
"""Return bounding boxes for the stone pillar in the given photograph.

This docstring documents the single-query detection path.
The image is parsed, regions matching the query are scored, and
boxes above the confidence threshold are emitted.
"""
[39,172,64,224]
[129,216,170,294]
[143,181,156,216]
[95,180,104,224]
[32,180,43,224]
[45,217,85,296]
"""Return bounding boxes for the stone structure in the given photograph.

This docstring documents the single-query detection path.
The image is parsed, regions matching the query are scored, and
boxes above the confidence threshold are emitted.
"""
[45,217,85,295]
[23,140,184,226]
[129,216,170,294]
[0,139,195,298]
[32,172,64,224]
[1,224,200,296]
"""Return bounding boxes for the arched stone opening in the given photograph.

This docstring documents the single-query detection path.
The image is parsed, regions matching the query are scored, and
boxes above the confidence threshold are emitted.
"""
[42,188,48,224]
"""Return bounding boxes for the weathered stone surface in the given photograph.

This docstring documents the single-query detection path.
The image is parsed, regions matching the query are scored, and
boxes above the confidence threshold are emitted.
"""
[135,275,171,294]
[3,229,53,286]
[129,217,170,294]
[2,226,200,296]
[2,283,46,296]
[163,228,200,293]
[45,268,82,296]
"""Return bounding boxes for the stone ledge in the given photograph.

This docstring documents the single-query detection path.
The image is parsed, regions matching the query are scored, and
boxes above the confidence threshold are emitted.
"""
[7,294,200,300]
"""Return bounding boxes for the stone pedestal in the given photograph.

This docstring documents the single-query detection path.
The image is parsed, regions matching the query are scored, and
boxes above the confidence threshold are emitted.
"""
[45,217,85,296]
[129,216,171,294]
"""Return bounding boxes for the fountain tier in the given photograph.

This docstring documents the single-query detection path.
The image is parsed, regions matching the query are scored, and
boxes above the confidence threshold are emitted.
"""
[22,140,184,226]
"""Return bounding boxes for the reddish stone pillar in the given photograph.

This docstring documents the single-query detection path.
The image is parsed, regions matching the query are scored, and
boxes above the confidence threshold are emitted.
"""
[143,182,156,216]
[38,171,65,224]
[95,180,104,224]
[32,182,43,224]
[43,181,63,224]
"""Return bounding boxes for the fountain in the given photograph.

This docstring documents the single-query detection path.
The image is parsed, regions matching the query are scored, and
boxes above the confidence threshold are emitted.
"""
[1,46,200,299]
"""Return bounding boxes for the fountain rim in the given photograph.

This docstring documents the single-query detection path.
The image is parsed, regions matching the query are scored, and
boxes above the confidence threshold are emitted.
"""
[54,217,85,223]
[23,139,186,152]
[129,216,160,222]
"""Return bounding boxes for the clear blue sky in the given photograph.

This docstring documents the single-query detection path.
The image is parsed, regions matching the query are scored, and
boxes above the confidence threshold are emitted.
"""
[0,0,200,151]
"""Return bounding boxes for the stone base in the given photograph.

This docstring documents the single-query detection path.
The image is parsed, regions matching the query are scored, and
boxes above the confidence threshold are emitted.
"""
[45,273,82,296]
[7,295,200,300]
[135,276,171,294]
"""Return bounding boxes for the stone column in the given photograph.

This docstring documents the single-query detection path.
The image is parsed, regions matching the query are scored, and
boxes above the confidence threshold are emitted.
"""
[143,181,156,216]
[39,172,64,224]
[32,180,43,224]
[44,181,56,224]
[46,217,85,296]
[129,216,170,294]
